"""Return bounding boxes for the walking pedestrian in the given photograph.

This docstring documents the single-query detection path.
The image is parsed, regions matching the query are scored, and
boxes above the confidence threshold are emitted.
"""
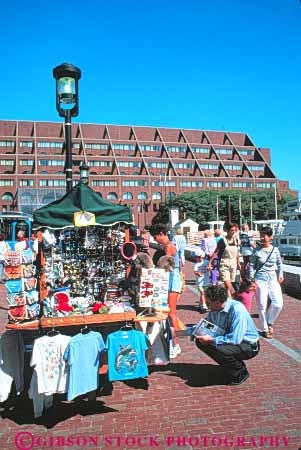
[249,226,283,339]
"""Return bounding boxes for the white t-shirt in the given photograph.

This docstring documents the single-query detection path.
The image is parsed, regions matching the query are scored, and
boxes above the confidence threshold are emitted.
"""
[30,334,71,395]
[194,261,211,287]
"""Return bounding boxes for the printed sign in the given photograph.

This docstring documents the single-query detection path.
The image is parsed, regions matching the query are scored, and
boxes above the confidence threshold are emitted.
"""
[139,268,169,308]
[74,211,96,227]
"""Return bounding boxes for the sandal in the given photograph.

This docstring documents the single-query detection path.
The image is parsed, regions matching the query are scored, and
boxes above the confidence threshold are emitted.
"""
[261,330,272,339]
[267,325,274,338]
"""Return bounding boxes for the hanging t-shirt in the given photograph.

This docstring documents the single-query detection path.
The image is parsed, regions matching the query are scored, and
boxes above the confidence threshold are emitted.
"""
[106,329,149,381]
[64,331,105,401]
[30,334,71,395]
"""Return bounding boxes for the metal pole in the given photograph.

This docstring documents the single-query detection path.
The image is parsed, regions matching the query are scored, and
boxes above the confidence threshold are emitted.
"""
[227,196,232,223]
[64,109,73,193]
[274,183,278,220]
[250,194,253,230]
[216,195,219,221]
[239,195,242,227]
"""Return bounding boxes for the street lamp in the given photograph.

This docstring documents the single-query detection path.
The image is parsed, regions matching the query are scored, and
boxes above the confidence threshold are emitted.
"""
[80,163,89,184]
[53,62,81,193]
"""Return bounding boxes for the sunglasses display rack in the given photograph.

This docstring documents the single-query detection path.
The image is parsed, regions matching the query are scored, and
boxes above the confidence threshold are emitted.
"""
[42,225,130,317]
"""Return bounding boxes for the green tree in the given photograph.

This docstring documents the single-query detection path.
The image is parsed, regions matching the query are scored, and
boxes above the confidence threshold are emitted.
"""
[151,190,296,226]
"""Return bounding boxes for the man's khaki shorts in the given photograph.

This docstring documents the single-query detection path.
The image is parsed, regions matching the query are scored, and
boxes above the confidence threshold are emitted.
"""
[219,263,236,282]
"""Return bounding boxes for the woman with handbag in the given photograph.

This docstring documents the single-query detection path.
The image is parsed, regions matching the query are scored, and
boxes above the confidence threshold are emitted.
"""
[249,226,283,339]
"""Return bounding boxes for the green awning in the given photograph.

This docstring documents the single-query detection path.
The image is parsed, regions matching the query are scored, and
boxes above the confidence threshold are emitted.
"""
[33,183,133,230]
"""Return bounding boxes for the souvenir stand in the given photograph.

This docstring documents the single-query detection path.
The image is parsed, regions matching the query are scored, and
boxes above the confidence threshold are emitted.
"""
[3,183,170,417]
[3,184,139,399]
[6,183,136,332]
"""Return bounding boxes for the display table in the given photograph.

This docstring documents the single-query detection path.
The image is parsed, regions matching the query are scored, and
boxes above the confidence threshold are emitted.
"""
[6,312,137,331]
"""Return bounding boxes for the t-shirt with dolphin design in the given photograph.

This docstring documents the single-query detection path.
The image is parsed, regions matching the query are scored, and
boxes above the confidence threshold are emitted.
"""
[106,329,149,381]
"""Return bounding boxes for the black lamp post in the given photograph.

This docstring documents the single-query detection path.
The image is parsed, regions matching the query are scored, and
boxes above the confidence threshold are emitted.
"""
[80,163,89,184]
[53,62,81,193]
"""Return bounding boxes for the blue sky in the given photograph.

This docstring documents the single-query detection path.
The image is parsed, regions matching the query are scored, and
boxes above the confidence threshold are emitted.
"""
[1,0,300,192]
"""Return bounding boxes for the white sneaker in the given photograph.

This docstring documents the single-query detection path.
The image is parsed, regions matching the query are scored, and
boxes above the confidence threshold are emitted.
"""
[170,343,181,359]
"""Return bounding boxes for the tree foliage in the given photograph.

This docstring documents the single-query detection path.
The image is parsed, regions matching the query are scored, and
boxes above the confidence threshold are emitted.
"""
[152,190,296,226]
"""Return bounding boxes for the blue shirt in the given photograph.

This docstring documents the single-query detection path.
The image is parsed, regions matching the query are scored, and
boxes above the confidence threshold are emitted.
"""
[206,299,259,346]
[249,246,283,281]
[64,331,105,401]
[106,330,149,381]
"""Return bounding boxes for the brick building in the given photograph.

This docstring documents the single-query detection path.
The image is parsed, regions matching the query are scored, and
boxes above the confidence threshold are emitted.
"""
[0,120,296,228]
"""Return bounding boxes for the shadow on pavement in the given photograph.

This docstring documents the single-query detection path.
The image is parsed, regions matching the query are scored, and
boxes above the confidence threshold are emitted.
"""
[0,391,117,429]
[149,363,226,387]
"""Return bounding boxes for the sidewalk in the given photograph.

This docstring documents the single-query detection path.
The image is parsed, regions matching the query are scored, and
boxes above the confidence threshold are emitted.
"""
[0,259,300,450]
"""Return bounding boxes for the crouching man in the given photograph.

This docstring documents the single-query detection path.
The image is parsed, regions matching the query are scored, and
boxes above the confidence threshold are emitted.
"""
[195,285,260,385]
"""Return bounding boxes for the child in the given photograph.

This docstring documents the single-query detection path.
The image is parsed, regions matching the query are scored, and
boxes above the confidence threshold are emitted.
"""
[233,279,256,313]
[194,249,211,313]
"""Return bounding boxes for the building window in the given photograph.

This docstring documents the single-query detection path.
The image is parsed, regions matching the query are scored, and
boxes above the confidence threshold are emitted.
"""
[215,148,232,155]
[248,165,265,171]
[152,192,162,200]
[191,147,210,154]
[117,161,141,168]
[92,180,117,187]
[107,192,118,200]
[1,192,14,201]
[20,141,33,147]
[0,141,14,147]
[173,162,194,169]
[256,182,275,189]
[200,164,219,170]
[37,142,63,148]
[232,182,253,188]
[137,192,148,200]
[112,144,135,151]
[20,159,34,166]
[0,159,14,165]
[88,160,112,167]
[207,181,229,188]
[123,180,148,187]
[238,149,254,156]
[180,181,203,187]
[122,192,133,200]
[147,162,168,169]
[20,180,34,187]
[224,164,241,171]
[84,143,108,149]
[0,180,13,186]
[166,146,186,153]
[39,180,66,187]
[39,160,64,166]
[140,145,161,151]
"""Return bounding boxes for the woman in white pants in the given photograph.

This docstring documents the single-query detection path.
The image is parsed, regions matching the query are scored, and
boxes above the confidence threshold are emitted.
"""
[249,226,283,339]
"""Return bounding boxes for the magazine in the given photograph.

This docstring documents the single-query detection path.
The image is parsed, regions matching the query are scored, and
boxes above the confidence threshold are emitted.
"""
[192,319,226,338]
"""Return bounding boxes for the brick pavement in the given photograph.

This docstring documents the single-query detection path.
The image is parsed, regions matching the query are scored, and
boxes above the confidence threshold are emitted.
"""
[0,260,300,450]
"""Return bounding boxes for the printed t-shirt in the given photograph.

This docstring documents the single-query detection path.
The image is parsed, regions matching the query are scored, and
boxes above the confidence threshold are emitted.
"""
[64,331,105,401]
[30,334,71,395]
[106,329,149,381]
